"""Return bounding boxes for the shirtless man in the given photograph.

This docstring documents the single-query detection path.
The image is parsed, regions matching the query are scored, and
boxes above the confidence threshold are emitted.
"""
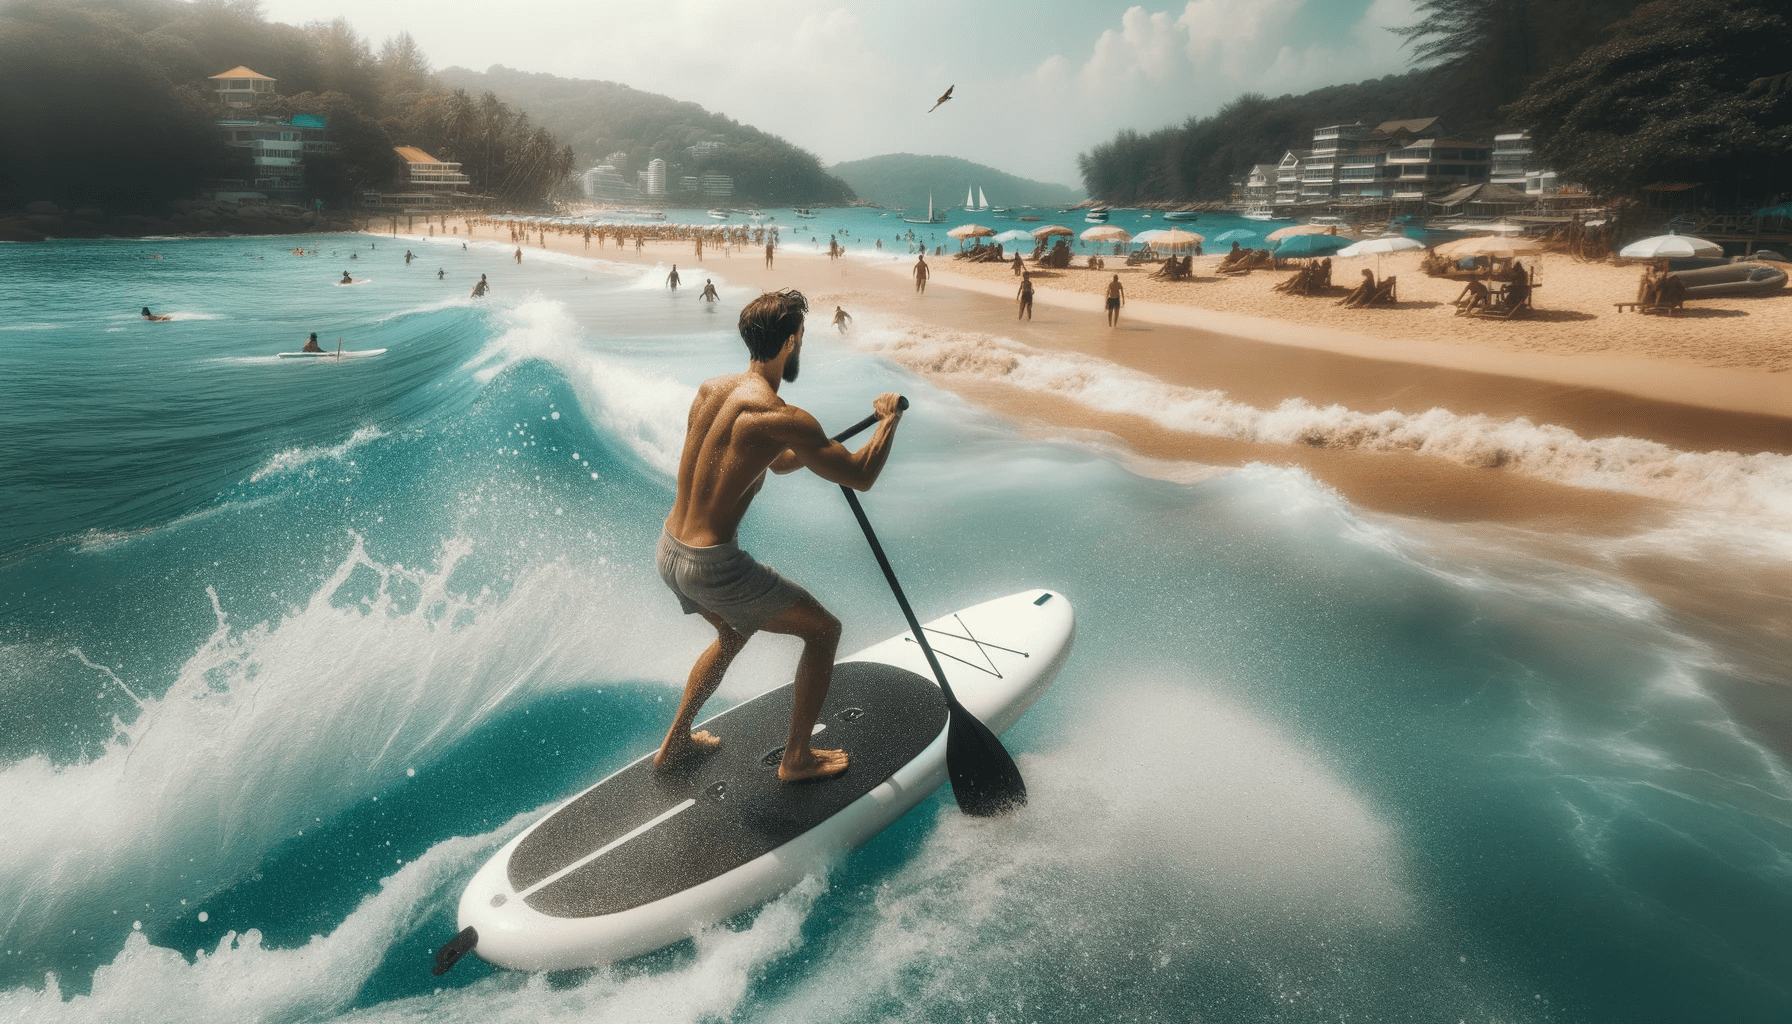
[404,250,415,265]
[469,274,489,298]
[1017,271,1034,320]
[765,242,775,268]
[667,265,681,291]
[913,254,929,293]
[340,270,354,284]
[140,307,172,322]
[437,267,445,280]
[832,305,852,333]
[1104,274,1124,326]
[301,332,324,353]
[655,289,905,782]
[514,247,522,264]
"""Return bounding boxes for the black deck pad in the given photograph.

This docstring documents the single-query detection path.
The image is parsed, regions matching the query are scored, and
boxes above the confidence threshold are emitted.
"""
[510,661,948,919]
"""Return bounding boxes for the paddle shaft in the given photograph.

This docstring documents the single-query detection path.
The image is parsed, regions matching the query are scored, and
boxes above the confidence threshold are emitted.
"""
[829,400,960,705]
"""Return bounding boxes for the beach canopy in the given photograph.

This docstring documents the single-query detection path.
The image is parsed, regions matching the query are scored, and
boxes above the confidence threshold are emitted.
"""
[1618,233,1723,259]
[1080,225,1132,242]
[1266,222,1352,242]
[1753,202,1792,219]
[1335,236,1425,257]
[947,224,994,239]
[1273,233,1351,257]
[1211,228,1259,244]
[1031,225,1074,238]
[1434,235,1546,258]
[993,229,1035,244]
[1155,227,1204,249]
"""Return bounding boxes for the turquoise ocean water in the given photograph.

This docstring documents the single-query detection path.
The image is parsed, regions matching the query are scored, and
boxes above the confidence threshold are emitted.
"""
[2,219,1790,1022]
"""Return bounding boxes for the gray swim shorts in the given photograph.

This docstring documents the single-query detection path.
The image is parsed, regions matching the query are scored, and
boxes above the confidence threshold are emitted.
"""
[656,529,808,634]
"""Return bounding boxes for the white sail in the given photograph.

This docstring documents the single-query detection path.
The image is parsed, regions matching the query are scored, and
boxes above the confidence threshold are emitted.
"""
[966,186,974,209]
[979,188,988,209]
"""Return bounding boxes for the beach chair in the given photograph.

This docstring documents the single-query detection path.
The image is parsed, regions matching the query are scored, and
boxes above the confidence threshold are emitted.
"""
[1363,275,1398,306]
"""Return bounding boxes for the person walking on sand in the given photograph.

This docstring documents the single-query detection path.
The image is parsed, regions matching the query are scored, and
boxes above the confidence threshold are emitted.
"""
[654,289,905,783]
[667,265,682,291]
[470,274,489,298]
[913,254,929,294]
[832,305,852,333]
[701,279,719,302]
[1104,274,1124,327]
[1017,271,1034,321]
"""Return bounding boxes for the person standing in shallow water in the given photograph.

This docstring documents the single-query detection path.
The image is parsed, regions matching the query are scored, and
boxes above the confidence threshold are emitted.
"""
[654,289,906,782]
[667,265,681,291]
[1105,273,1125,327]
[470,274,489,298]
[1017,271,1034,320]
[700,279,719,302]
[913,254,929,293]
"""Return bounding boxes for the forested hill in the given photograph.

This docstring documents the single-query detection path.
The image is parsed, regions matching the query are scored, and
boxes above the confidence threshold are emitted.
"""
[1079,0,1792,209]
[435,66,854,206]
[829,155,1083,211]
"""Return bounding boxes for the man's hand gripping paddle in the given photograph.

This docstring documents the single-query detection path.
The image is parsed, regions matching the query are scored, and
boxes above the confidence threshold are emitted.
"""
[832,398,1027,816]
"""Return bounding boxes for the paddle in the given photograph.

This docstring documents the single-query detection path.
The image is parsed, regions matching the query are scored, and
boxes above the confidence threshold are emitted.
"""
[831,398,1027,816]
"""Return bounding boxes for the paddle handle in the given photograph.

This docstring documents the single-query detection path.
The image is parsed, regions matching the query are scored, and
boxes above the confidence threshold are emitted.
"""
[830,395,908,444]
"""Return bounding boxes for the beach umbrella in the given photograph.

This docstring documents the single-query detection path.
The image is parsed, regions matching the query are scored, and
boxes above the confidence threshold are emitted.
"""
[947,224,994,239]
[1211,228,1258,244]
[1080,225,1132,242]
[1273,233,1351,257]
[1618,232,1723,259]
[1031,225,1074,238]
[1434,235,1546,259]
[1445,221,1524,234]
[1155,227,1204,251]
[993,229,1035,245]
[1335,236,1425,257]
[1266,222,1351,241]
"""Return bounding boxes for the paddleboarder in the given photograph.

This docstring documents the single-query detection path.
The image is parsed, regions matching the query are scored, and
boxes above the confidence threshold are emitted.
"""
[654,289,905,783]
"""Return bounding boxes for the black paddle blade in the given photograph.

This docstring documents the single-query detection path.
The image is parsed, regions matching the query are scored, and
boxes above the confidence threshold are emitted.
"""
[944,701,1027,816]
[431,925,478,976]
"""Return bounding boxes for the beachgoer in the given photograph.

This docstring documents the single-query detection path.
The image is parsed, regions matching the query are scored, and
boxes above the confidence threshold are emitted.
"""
[1017,272,1034,320]
[1338,269,1376,307]
[140,307,172,322]
[1012,252,1024,276]
[832,306,852,333]
[701,279,719,302]
[514,247,522,264]
[340,271,354,284]
[654,289,905,783]
[913,255,929,293]
[437,268,445,280]
[470,274,489,298]
[1105,274,1124,326]
[765,242,775,268]
[350,252,358,260]
[667,265,681,291]
[405,250,414,265]
[302,332,324,353]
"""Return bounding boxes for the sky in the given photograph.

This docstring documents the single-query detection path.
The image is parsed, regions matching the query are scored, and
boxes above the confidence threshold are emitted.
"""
[255,0,1424,188]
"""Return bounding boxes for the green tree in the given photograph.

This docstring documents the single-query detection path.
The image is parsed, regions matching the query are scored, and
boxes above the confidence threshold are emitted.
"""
[1505,0,1792,202]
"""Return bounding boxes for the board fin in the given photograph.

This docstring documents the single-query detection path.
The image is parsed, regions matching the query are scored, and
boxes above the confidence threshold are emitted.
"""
[432,925,478,976]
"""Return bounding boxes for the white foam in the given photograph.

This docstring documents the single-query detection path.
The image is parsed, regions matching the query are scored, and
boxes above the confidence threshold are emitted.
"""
[249,425,387,483]
[855,322,1792,518]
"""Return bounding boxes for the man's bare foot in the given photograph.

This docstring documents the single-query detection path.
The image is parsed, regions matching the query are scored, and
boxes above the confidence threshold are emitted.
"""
[654,729,722,768]
[778,746,848,783]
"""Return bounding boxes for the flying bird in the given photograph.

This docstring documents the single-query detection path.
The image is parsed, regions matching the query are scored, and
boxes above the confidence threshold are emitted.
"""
[927,85,954,113]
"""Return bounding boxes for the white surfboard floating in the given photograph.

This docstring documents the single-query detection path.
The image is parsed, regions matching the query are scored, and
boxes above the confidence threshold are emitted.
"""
[275,349,387,359]
[448,587,1074,973]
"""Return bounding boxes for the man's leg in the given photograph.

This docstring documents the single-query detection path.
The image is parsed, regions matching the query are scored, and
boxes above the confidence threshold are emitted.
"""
[757,594,847,781]
[654,612,748,768]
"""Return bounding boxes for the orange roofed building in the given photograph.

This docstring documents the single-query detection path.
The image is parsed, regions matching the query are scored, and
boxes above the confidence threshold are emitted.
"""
[209,66,276,107]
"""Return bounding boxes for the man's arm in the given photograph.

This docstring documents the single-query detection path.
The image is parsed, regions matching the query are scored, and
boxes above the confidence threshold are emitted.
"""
[771,395,904,491]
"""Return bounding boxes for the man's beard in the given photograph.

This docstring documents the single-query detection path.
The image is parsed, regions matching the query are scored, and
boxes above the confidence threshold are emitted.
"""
[782,350,800,382]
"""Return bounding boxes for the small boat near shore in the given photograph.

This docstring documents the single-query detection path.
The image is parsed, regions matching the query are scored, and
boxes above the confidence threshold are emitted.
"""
[1084,207,1110,223]
[902,192,948,224]
[1163,210,1198,221]
[707,209,730,220]
[794,208,817,218]
[1670,262,1788,298]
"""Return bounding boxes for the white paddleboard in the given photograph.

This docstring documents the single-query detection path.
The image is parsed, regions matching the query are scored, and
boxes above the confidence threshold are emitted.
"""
[454,587,1074,972]
[276,349,387,359]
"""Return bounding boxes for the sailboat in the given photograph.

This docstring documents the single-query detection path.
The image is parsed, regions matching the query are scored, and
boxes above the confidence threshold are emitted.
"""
[902,191,947,224]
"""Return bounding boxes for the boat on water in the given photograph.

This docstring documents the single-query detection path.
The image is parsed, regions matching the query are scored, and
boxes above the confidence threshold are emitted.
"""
[964,186,990,213]
[1307,215,1351,230]
[1084,207,1110,223]
[1241,205,1274,221]
[794,208,818,219]
[707,209,730,220]
[1163,210,1198,222]
[902,192,948,224]
[612,209,666,221]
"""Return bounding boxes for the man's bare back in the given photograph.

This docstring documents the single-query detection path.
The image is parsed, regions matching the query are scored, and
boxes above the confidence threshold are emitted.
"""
[655,289,903,783]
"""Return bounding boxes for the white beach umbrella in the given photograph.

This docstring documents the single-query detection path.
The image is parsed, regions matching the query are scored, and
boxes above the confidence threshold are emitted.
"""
[993,229,1035,244]
[1266,222,1351,242]
[1080,225,1132,242]
[1132,229,1167,243]
[1335,236,1426,257]
[1434,235,1546,259]
[1619,233,1723,259]
[1156,228,1204,250]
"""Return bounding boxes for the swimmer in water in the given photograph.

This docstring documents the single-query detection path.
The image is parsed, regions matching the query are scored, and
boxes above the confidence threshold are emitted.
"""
[341,271,354,284]
[405,250,415,264]
[832,305,852,333]
[302,332,324,353]
[470,274,489,298]
[700,279,719,302]
[350,252,358,259]
[437,268,445,280]
[140,306,172,321]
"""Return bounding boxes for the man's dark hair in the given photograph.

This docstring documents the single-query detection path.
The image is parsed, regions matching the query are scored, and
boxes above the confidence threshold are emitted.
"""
[738,289,808,362]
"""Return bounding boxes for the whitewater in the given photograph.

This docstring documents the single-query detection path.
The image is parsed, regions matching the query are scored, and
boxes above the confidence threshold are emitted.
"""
[1,234,1788,1023]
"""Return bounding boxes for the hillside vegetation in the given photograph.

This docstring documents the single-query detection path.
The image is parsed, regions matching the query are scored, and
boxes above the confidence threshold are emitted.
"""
[828,154,1083,212]
[435,66,854,207]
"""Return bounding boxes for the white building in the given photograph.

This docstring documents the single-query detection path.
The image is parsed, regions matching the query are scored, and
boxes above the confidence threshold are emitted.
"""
[393,147,472,192]
[644,158,667,197]
[701,174,733,198]
[214,112,328,197]
[583,165,630,200]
